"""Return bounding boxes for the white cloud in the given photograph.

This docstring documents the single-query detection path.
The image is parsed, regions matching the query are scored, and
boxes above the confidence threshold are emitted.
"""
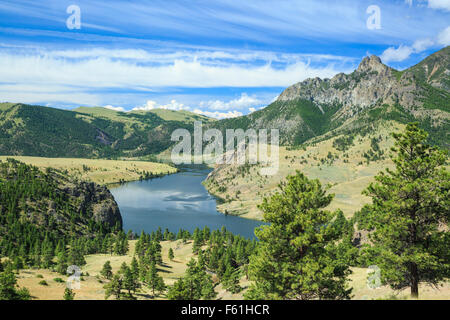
[412,38,435,52]
[104,105,125,112]
[199,93,261,111]
[249,107,256,113]
[132,99,189,111]
[437,26,450,45]
[380,24,450,63]
[381,45,414,63]
[193,109,243,119]
[0,49,348,91]
[428,0,450,11]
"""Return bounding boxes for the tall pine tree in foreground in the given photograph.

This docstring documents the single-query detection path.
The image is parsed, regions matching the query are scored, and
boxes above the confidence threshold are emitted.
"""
[357,123,449,298]
[245,171,352,300]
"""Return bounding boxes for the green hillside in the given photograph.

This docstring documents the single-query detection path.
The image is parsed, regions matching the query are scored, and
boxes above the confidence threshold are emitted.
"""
[0,104,213,158]
[211,47,450,149]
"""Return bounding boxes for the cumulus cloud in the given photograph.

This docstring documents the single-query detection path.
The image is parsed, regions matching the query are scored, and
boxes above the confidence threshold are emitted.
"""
[381,45,414,63]
[249,107,256,113]
[428,0,450,11]
[193,109,243,119]
[132,99,189,111]
[199,93,262,111]
[380,25,449,63]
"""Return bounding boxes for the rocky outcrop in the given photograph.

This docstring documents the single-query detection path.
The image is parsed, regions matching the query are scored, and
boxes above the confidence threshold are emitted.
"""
[63,181,123,229]
[277,55,418,119]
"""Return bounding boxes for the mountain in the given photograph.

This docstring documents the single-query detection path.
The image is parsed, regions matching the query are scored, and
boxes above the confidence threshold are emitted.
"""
[0,48,448,159]
[213,46,449,148]
[0,104,214,158]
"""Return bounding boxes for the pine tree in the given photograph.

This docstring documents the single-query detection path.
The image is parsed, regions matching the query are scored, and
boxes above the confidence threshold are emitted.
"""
[64,287,75,300]
[167,259,216,300]
[0,264,31,300]
[147,261,165,297]
[104,273,122,300]
[56,249,68,275]
[245,171,352,300]
[357,123,449,298]
[100,261,113,280]
[168,248,174,261]
[123,266,136,298]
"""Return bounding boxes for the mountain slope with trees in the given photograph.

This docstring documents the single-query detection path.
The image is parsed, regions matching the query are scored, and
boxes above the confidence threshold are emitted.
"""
[0,104,213,158]
[213,46,449,149]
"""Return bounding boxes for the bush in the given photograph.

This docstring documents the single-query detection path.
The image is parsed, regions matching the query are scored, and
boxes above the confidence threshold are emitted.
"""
[38,280,48,286]
[53,278,65,283]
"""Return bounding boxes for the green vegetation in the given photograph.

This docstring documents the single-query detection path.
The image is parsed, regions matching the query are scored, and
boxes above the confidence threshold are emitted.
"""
[245,172,353,300]
[356,123,449,298]
[63,288,75,300]
[0,104,212,158]
[0,263,31,300]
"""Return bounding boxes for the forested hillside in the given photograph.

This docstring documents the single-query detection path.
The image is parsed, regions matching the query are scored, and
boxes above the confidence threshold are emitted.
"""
[0,159,123,259]
[0,104,212,158]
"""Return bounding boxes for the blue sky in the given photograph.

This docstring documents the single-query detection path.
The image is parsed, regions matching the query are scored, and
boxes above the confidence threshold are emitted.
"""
[0,0,449,118]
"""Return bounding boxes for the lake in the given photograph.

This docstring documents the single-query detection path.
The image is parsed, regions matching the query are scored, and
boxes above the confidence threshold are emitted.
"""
[110,167,266,239]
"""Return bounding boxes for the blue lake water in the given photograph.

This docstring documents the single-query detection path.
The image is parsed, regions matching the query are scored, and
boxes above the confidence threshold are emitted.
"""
[110,168,266,239]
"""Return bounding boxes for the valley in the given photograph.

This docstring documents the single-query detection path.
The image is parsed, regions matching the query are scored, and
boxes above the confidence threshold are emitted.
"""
[0,47,449,301]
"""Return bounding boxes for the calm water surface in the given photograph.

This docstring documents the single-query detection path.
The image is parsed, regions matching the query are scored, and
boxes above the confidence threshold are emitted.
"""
[110,168,266,239]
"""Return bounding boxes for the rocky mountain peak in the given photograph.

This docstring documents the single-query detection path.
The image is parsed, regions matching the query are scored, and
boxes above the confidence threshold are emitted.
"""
[357,55,388,73]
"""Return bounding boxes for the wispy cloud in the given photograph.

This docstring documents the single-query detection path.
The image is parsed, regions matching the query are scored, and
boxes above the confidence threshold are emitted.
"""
[428,0,450,12]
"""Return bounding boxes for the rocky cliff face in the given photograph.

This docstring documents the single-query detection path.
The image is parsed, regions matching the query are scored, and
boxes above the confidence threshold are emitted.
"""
[0,159,123,237]
[215,46,449,147]
[278,55,419,119]
[63,181,122,229]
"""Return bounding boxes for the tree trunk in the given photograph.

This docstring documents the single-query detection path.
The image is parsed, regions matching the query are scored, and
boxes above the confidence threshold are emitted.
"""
[410,263,419,299]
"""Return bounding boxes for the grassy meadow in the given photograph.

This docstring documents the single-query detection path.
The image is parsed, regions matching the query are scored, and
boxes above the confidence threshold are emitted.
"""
[0,156,177,185]
[204,121,402,220]
[15,240,450,300]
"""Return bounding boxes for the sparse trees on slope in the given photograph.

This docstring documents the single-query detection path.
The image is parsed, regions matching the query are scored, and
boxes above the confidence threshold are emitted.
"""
[356,123,449,298]
[167,259,216,300]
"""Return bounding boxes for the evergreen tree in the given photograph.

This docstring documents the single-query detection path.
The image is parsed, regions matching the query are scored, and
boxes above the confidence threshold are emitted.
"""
[100,261,113,280]
[356,123,449,298]
[0,264,31,300]
[246,171,352,300]
[167,259,216,300]
[63,287,75,300]
[104,273,123,300]
[168,248,174,261]
[147,261,165,297]
[123,266,136,298]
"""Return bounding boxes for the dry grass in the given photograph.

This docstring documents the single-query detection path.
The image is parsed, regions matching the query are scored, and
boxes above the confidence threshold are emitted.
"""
[16,240,243,300]
[204,121,402,220]
[349,268,450,300]
[16,240,449,300]
[0,156,177,185]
